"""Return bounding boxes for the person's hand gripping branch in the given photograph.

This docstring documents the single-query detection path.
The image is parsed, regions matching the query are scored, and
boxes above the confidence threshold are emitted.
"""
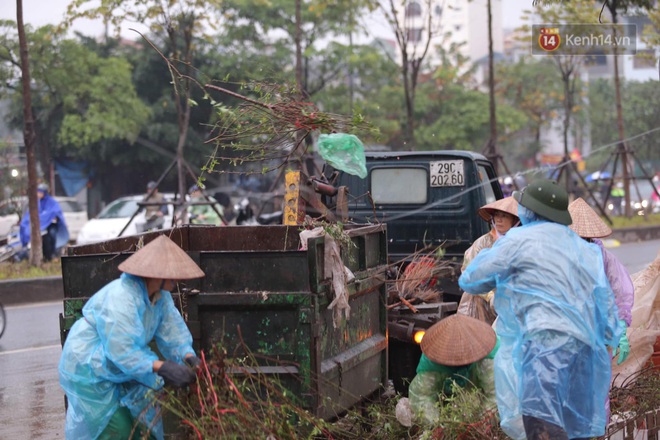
[156,360,197,388]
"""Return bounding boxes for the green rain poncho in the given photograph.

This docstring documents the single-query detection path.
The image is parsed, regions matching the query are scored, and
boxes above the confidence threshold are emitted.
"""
[408,338,499,425]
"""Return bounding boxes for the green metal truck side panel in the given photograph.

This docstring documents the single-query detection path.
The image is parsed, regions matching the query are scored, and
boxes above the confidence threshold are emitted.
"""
[60,224,388,421]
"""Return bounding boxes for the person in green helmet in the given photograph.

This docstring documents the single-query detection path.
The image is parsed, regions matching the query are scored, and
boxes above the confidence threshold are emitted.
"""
[459,179,621,440]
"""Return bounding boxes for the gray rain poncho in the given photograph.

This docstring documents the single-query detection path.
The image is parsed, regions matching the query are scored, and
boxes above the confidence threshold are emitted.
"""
[59,273,195,439]
[459,218,621,440]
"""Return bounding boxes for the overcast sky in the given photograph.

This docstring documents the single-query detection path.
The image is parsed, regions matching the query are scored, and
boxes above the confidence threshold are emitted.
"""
[3,0,529,40]
[2,0,147,39]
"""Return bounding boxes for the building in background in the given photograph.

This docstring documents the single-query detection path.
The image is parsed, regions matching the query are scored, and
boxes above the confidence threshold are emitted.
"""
[400,0,503,66]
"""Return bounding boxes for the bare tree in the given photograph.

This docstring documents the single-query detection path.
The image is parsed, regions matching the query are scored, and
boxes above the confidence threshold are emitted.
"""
[16,0,42,265]
[381,0,441,148]
[65,0,223,216]
[522,1,596,195]
[554,53,584,194]
[600,0,654,217]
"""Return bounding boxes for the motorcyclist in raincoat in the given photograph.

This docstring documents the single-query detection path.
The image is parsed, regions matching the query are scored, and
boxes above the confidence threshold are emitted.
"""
[59,235,204,440]
[186,185,224,225]
[19,183,69,261]
[459,179,621,440]
[408,314,499,426]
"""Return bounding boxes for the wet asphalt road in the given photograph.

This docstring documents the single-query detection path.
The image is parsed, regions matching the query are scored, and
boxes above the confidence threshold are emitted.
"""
[0,301,64,439]
[0,239,658,439]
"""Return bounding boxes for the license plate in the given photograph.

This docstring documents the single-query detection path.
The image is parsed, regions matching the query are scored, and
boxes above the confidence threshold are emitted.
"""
[429,160,465,187]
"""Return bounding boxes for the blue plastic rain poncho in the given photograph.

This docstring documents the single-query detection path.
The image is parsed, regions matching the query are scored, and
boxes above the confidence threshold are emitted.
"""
[459,215,621,440]
[59,273,195,440]
[19,192,69,248]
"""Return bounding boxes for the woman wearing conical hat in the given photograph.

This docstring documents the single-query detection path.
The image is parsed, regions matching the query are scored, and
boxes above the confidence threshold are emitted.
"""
[408,314,499,426]
[457,196,519,324]
[569,197,633,365]
[59,235,205,440]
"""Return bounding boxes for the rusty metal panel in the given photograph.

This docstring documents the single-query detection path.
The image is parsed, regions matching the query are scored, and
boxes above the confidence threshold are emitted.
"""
[61,254,127,298]
[187,292,315,409]
[188,225,301,251]
[318,336,387,419]
[198,251,309,292]
[68,228,190,256]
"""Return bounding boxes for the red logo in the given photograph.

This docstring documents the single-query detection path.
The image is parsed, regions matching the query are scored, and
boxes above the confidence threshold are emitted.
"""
[538,27,561,52]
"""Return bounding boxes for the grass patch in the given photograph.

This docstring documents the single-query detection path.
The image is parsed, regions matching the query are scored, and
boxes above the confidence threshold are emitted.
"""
[0,260,62,280]
[608,214,660,229]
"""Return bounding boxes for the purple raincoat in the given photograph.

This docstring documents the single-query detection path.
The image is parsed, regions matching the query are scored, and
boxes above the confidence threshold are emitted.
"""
[593,238,634,326]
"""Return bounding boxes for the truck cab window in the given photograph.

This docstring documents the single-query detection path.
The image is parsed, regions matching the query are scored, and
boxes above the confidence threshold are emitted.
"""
[371,168,428,204]
[478,164,497,204]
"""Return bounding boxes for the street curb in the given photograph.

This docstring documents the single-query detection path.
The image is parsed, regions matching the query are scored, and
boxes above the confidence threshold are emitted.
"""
[0,275,63,306]
[610,225,660,243]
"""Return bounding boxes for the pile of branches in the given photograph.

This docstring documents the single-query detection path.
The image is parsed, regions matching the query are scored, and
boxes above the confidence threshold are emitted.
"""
[390,250,453,310]
[201,81,375,179]
[159,344,333,440]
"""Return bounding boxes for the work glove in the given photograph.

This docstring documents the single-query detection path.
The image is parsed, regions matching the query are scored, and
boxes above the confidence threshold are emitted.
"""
[185,355,202,369]
[616,323,630,365]
[157,360,197,388]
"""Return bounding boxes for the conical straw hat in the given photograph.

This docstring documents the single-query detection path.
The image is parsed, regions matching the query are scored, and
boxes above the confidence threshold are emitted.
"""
[568,198,612,238]
[478,196,519,222]
[421,314,497,366]
[118,235,205,280]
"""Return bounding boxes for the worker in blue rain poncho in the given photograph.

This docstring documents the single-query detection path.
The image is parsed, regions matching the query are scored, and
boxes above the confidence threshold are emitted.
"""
[19,183,69,261]
[459,179,621,440]
[59,235,204,440]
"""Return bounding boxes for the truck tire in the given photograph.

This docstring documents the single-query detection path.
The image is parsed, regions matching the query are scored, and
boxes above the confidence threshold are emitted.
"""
[389,339,422,397]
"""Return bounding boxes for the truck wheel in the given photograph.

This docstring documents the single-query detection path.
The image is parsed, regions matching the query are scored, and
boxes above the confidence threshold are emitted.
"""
[389,339,422,397]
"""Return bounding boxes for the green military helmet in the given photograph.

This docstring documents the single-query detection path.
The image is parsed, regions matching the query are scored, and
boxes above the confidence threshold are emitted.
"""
[513,179,572,225]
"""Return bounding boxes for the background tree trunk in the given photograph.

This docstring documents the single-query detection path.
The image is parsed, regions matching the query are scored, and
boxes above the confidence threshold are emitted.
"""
[485,0,498,173]
[16,0,43,266]
[609,11,631,217]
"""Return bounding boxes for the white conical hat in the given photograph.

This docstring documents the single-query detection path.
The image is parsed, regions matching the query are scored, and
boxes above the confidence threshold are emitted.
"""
[478,196,519,222]
[568,198,612,238]
[421,314,496,366]
[118,235,204,280]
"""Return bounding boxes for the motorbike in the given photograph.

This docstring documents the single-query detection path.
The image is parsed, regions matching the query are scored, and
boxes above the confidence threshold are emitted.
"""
[0,228,25,263]
[234,197,282,226]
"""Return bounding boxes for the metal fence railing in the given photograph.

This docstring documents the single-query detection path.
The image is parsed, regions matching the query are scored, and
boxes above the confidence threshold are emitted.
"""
[602,410,660,440]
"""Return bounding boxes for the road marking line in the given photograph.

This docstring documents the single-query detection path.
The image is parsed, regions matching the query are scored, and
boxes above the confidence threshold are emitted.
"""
[4,301,62,310]
[603,239,621,248]
[0,344,61,356]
